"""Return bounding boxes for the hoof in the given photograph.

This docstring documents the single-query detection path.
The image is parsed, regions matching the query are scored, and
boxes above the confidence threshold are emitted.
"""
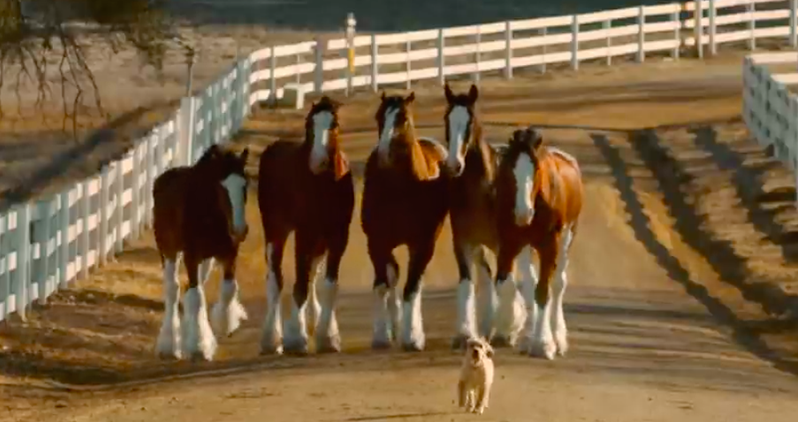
[316,334,342,354]
[156,350,182,361]
[401,341,425,352]
[371,338,393,350]
[259,345,284,356]
[528,340,557,360]
[283,338,309,356]
[189,351,212,363]
[490,334,516,349]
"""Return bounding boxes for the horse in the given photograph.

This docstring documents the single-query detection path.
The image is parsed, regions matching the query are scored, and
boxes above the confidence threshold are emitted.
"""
[442,83,536,349]
[257,96,355,355]
[494,127,583,360]
[153,143,251,362]
[361,91,450,351]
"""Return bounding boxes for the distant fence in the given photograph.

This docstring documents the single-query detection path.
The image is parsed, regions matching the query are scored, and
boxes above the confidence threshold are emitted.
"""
[1,0,796,322]
[742,52,798,192]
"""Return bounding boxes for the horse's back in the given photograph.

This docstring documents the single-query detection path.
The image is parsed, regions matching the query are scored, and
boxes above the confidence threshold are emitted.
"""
[547,148,583,225]
[153,167,192,257]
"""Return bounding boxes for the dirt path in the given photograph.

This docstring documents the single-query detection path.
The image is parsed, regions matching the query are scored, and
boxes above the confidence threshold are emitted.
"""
[4,55,798,422]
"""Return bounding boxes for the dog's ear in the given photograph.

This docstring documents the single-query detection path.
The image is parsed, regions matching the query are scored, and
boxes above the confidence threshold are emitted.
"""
[485,342,495,358]
[465,337,480,350]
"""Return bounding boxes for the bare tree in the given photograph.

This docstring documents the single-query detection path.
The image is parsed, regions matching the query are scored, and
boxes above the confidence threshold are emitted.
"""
[0,0,186,133]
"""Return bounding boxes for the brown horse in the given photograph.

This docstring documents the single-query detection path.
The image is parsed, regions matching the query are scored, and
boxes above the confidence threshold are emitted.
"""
[361,91,449,351]
[258,96,355,355]
[153,143,250,361]
[494,127,583,360]
[442,83,535,349]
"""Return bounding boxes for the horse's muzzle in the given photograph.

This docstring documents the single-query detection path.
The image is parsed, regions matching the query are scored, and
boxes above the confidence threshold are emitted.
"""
[514,210,534,227]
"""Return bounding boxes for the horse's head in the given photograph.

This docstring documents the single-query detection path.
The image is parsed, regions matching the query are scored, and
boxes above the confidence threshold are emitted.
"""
[443,83,479,176]
[306,96,343,175]
[375,91,415,167]
[506,127,544,226]
[197,144,250,242]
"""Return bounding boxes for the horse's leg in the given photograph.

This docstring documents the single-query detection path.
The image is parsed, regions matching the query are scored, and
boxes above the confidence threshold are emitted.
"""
[368,239,400,349]
[550,224,575,357]
[494,246,531,348]
[260,234,287,355]
[284,232,321,355]
[316,217,351,353]
[306,255,324,338]
[198,258,214,285]
[452,241,476,349]
[181,251,218,361]
[401,240,436,352]
[492,241,523,347]
[156,253,182,360]
[517,245,539,353]
[528,236,560,360]
[475,246,497,341]
[210,254,249,338]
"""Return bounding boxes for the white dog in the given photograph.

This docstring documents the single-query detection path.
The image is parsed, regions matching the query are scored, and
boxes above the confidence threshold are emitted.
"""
[457,336,495,414]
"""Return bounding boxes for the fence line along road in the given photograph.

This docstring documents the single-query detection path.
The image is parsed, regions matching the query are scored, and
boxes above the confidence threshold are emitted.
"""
[0,0,795,322]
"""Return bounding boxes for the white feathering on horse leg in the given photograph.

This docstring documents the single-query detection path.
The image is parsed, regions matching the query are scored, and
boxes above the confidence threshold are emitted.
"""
[401,288,425,351]
[455,278,477,343]
[494,277,526,347]
[315,277,341,353]
[156,260,181,359]
[371,284,392,349]
[182,286,218,361]
[478,273,498,340]
[283,297,309,354]
[306,260,324,334]
[530,297,556,360]
[386,264,402,342]
[211,279,249,338]
[260,269,283,355]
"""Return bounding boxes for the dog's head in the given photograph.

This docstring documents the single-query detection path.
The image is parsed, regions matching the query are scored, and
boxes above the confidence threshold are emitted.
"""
[465,337,494,367]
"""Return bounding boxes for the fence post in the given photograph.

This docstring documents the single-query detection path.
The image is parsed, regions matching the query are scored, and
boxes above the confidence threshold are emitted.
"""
[145,135,155,228]
[59,190,70,287]
[437,29,445,85]
[403,39,411,90]
[540,28,547,73]
[748,0,756,50]
[474,26,481,84]
[637,6,646,62]
[672,7,680,59]
[695,0,704,58]
[35,200,50,305]
[99,166,110,266]
[708,0,716,56]
[371,34,378,92]
[604,20,612,66]
[114,160,124,254]
[346,13,357,97]
[1,214,10,320]
[14,203,30,321]
[79,180,90,280]
[131,148,141,241]
[504,21,513,79]
[571,15,579,71]
[269,45,277,106]
[314,36,325,94]
[790,0,797,47]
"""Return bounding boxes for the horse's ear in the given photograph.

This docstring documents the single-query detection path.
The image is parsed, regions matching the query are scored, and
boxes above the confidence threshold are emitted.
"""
[331,98,343,111]
[405,91,415,105]
[526,128,543,150]
[380,91,386,102]
[468,84,479,103]
[239,147,249,163]
[444,83,454,104]
[206,143,221,157]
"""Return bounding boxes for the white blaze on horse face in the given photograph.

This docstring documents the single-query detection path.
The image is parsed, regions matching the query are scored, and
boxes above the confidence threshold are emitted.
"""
[446,106,470,175]
[513,152,535,226]
[378,107,399,162]
[310,110,334,174]
[221,173,248,237]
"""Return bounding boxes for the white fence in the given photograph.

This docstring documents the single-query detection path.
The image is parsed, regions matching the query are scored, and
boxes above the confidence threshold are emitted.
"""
[743,52,798,189]
[1,0,796,322]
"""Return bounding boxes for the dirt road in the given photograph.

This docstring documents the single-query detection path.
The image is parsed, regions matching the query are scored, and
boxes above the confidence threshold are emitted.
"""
[4,55,798,422]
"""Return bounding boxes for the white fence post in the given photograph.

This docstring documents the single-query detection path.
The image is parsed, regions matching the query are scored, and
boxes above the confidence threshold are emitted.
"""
[406,40,412,91]
[371,34,378,92]
[605,20,612,66]
[672,8,680,59]
[34,199,51,305]
[437,29,445,84]
[540,28,547,73]
[748,0,756,50]
[504,21,513,79]
[79,180,90,280]
[346,13,357,97]
[314,37,324,94]
[571,15,579,70]
[637,6,646,63]
[14,204,30,321]
[790,0,797,47]
[709,0,717,56]
[99,166,110,266]
[269,45,277,105]
[695,0,704,58]
[474,26,481,84]
[58,190,70,287]
[130,149,141,241]
[114,159,124,254]
[0,214,9,320]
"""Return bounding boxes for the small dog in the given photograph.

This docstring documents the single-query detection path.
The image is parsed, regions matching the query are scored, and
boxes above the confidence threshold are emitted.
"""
[457,336,495,414]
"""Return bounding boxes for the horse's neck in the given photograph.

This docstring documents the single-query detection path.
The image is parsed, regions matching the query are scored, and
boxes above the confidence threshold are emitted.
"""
[465,121,495,182]
[390,126,438,181]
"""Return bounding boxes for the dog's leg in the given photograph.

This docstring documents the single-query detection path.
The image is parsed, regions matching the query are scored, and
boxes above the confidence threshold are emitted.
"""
[457,380,467,408]
[474,385,487,414]
[465,389,475,413]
